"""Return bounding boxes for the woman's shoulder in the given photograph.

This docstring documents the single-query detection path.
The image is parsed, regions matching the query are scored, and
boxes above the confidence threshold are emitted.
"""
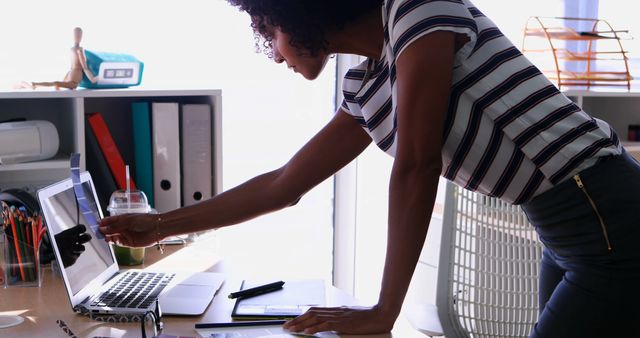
[342,59,370,87]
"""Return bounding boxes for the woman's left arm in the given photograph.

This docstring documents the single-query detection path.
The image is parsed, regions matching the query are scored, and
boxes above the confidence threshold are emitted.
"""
[284,30,459,334]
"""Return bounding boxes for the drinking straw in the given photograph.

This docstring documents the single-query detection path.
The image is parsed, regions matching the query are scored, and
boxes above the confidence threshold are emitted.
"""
[126,165,131,210]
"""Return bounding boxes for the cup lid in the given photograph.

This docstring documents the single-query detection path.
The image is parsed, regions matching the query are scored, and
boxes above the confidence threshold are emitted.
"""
[107,189,151,214]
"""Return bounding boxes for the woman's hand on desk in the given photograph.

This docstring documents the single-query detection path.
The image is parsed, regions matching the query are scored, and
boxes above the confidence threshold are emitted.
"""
[282,305,395,334]
[98,214,161,247]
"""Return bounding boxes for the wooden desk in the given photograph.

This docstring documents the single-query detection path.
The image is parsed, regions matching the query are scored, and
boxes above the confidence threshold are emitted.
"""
[0,237,426,338]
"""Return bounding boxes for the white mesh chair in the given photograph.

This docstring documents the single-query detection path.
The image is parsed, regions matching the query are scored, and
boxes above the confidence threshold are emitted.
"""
[410,181,543,337]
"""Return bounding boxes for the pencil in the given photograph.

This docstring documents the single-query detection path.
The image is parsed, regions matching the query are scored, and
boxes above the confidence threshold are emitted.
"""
[16,215,30,281]
[8,211,26,281]
[31,218,38,261]
[17,215,33,281]
[19,215,33,281]
[25,216,32,246]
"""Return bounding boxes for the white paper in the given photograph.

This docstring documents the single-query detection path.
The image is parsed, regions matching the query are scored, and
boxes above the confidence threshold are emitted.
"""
[196,326,339,338]
[235,279,325,316]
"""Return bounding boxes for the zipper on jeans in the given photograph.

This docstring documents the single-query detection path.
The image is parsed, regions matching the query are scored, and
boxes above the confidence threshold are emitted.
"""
[572,174,613,252]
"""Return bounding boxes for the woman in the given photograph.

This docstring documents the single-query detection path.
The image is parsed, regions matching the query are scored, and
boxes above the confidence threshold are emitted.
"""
[100,1,640,336]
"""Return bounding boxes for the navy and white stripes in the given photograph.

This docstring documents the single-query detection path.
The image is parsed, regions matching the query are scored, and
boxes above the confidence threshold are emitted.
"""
[341,0,621,204]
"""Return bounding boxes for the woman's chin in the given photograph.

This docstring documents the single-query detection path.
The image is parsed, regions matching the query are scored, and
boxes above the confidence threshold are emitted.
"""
[299,68,322,80]
[301,73,318,80]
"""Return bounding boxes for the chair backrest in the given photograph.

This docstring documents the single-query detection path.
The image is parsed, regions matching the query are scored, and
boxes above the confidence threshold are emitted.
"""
[436,182,543,338]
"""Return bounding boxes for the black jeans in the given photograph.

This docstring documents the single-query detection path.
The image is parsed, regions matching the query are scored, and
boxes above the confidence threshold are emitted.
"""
[521,150,640,338]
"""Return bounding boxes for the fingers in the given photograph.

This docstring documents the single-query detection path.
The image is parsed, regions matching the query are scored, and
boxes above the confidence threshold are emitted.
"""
[282,306,393,334]
[104,234,119,244]
[300,321,336,334]
[98,215,132,238]
[70,223,87,234]
[71,243,86,255]
[61,223,86,239]
[283,307,346,333]
[98,215,126,235]
[78,232,92,244]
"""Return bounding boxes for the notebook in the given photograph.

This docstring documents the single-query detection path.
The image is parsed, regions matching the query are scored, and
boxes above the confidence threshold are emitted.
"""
[37,171,225,316]
[232,280,325,320]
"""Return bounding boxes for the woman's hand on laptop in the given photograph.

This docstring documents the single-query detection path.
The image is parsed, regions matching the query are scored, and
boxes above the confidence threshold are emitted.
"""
[98,214,162,247]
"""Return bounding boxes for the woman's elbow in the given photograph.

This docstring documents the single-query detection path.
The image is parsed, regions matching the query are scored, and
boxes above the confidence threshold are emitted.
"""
[393,156,442,177]
[270,170,305,209]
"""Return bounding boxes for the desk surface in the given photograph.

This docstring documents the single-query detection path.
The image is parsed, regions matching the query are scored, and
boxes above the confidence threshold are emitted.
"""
[0,237,426,338]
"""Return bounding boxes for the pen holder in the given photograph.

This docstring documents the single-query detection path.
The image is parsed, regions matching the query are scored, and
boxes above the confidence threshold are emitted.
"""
[1,232,42,288]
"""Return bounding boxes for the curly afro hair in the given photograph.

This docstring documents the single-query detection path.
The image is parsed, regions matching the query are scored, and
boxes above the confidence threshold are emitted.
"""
[227,0,383,58]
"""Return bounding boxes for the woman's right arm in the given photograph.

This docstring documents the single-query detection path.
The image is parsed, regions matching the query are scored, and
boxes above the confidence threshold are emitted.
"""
[99,109,371,247]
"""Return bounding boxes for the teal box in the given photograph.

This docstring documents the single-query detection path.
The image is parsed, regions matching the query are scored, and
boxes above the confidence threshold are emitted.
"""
[80,50,144,89]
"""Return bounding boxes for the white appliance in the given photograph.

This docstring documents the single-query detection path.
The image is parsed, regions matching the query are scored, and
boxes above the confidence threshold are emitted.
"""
[0,120,59,164]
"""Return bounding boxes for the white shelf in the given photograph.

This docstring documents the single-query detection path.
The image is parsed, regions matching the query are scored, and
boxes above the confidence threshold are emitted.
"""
[0,157,70,172]
[564,91,640,143]
[0,87,222,99]
[0,88,223,195]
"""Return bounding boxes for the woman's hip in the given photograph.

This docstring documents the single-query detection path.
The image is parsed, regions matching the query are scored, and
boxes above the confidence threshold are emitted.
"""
[521,150,640,272]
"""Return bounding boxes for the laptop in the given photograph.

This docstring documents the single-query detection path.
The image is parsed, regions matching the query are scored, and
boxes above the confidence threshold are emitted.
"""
[37,171,225,316]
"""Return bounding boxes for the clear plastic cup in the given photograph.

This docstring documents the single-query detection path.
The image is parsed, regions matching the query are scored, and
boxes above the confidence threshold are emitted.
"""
[107,189,152,266]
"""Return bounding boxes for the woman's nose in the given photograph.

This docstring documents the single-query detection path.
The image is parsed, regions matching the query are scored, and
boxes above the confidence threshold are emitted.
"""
[273,48,285,64]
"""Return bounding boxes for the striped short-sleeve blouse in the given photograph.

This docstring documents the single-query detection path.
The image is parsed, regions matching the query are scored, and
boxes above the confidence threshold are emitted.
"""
[341,0,621,204]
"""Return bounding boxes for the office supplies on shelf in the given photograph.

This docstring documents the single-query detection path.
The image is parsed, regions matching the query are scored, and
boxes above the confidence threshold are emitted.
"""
[131,102,155,208]
[85,120,118,212]
[87,112,137,191]
[0,120,59,164]
[37,171,225,316]
[0,90,221,229]
[228,280,285,299]
[181,104,213,207]
[232,280,325,320]
[151,103,181,213]
[195,320,287,329]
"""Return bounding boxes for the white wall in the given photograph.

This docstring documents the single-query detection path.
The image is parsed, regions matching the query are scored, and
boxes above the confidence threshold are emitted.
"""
[0,0,337,281]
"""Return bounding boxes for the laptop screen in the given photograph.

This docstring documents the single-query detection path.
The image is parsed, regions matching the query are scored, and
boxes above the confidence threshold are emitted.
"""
[40,180,115,296]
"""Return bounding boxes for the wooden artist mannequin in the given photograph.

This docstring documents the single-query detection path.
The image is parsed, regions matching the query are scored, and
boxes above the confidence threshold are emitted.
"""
[18,27,97,90]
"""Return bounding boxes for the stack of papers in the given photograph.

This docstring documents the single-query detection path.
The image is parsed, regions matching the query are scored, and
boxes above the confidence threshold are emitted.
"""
[233,280,325,319]
[197,327,338,337]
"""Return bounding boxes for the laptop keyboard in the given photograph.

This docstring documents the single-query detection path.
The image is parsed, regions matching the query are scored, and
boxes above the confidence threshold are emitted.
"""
[91,271,175,310]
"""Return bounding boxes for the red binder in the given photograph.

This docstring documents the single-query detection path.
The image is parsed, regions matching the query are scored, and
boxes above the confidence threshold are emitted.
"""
[87,112,136,190]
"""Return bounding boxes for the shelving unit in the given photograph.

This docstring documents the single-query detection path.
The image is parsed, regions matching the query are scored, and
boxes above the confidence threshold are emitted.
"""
[565,89,640,157]
[0,89,222,198]
[523,16,633,90]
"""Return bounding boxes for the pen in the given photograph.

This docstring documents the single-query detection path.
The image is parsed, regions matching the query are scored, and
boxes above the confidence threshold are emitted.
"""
[228,281,285,299]
[195,319,287,329]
